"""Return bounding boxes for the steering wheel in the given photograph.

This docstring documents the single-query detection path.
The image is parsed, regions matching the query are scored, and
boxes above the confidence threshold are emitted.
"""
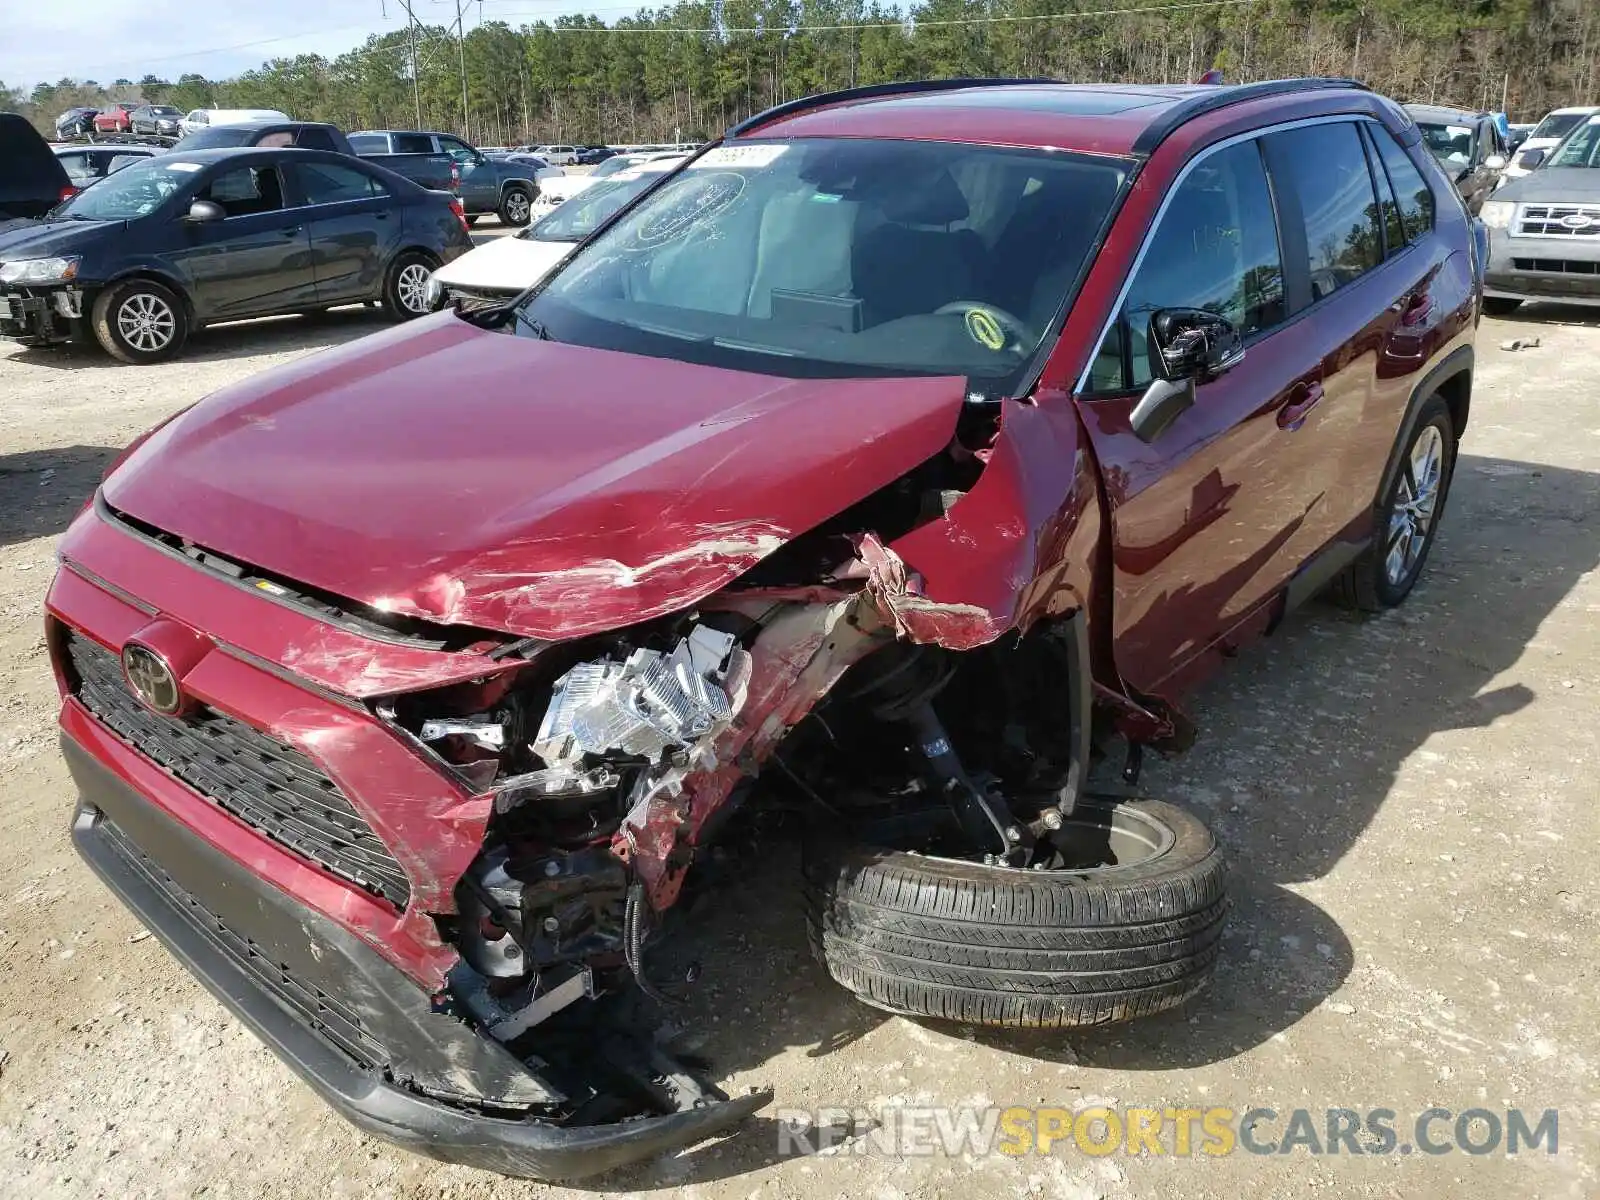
[934,301,1036,353]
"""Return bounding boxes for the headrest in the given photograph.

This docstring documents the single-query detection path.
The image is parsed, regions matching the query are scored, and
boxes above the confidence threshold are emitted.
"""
[873,166,970,226]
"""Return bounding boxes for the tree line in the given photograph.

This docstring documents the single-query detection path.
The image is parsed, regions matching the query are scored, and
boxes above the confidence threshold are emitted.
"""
[6,0,1598,147]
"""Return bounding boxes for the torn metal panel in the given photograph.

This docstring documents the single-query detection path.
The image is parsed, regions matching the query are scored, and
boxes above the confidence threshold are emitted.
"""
[615,598,888,909]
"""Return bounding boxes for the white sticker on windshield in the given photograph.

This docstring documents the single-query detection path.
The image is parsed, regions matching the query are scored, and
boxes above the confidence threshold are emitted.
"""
[164,161,203,172]
[689,144,788,170]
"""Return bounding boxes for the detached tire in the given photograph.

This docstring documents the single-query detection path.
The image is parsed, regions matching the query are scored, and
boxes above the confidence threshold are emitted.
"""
[804,798,1227,1028]
[91,278,189,364]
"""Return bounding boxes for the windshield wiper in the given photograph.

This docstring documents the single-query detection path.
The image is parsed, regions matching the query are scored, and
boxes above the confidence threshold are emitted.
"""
[516,312,555,340]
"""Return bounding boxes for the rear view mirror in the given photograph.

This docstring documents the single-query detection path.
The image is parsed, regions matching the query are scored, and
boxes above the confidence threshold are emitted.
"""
[185,199,225,223]
[1517,148,1547,170]
[1149,307,1244,382]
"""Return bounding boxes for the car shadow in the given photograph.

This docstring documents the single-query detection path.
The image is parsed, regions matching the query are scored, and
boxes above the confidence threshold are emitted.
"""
[3,306,393,371]
[579,451,1600,1188]
[0,445,120,549]
[1495,300,1600,328]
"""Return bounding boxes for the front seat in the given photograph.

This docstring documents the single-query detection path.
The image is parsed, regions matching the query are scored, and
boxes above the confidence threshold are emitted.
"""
[850,168,980,327]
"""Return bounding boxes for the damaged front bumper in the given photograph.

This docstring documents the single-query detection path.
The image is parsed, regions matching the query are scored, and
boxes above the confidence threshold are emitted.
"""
[0,285,86,343]
[65,734,770,1180]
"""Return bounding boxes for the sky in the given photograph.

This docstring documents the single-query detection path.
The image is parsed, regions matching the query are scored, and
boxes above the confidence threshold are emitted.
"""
[0,0,606,91]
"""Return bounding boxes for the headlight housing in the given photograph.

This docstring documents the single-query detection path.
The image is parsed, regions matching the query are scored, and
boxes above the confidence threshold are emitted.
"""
[1480,201,1515,230]
[424,271,443,308]
[0,256,81,284]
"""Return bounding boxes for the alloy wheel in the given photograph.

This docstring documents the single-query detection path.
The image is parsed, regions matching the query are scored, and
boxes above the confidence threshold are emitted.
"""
[1385,424,1445,586]
[116,292,177,354]
[505,192,531,223]
[396,264,432,314]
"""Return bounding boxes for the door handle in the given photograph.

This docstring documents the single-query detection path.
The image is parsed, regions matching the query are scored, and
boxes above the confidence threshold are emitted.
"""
[279,225,303,237]
[1277,380,1325,431]
[374,211,390,220]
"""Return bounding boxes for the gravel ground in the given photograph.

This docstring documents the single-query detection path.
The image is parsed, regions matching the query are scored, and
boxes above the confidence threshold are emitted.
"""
[0,285,1595,1199]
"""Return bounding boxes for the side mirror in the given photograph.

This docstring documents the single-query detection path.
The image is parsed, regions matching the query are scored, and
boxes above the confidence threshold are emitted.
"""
[1149,307,1244,382]
[1129,308,1243,444]
[1484,154,1507,171]
[1517,148,1547,171]
[185,199,225,223]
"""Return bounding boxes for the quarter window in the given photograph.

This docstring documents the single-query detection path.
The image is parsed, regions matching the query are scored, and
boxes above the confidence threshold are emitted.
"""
[1367,123,1435,244]
[1264,122,1382,303]
[1108,139,1285,390]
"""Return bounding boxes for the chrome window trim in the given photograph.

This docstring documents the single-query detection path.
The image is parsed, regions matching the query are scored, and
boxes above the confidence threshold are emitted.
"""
[1075,113,1393,395]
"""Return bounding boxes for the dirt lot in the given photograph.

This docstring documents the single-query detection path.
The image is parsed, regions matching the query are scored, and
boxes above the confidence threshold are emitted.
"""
[0,280,1595,1198]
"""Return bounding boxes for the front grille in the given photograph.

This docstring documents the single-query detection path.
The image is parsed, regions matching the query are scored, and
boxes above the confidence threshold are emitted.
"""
[1515,203,1600,239]
[97,817,386,1069]
[64,630,411,909]
[1512,257,1600,275]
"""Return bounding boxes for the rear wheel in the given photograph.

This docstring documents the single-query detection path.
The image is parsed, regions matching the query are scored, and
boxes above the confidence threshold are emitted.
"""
[382,252,436,321]
[1334,395,1456,611]
[499,185,534,227]
[1482,297,1522,316]
[804,797,1228,1028]
[91,278,189,364]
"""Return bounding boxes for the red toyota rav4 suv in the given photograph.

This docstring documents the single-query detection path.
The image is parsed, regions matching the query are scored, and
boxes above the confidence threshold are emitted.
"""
[48,78,1483,1178]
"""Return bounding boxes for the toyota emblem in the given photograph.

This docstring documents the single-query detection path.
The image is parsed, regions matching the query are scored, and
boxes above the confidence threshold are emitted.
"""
[122,644,182,715]
[1559,213,1595,230]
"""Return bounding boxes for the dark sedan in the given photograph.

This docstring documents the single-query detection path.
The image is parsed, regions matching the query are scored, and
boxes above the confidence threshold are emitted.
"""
[0,146,473,363]
[1479,113,1600,312]
[55,107,99,140]
[130,104,184,137]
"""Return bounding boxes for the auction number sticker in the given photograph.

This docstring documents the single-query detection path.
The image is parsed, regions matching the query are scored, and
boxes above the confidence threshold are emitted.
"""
[690,144,789,169]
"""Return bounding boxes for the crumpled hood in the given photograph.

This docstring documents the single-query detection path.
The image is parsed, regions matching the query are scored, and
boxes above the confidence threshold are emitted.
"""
[104,313,967,641]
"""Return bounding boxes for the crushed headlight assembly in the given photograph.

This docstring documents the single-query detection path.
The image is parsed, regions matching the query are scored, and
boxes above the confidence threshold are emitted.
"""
[423,271,443,308]
[0,256,81,284]
[533,625,748,771]
[1479,201,1515,230]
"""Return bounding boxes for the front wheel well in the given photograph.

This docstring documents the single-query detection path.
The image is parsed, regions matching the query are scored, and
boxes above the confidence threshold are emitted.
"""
[104,269,195,324]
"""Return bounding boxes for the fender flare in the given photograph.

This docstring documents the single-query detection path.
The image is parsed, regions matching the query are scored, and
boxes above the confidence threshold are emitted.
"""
[101,266,199,324]
[1373,344,1473,512]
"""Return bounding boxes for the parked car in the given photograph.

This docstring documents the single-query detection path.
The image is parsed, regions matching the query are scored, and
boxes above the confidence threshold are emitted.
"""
[351,129,542,224]
[426,156,686,308]
[1478,111,1600,313]
[1500,105,1599,183]
[92,103,138,135]
[501,153,563,180]
[54,144,158,185]
[173,121,457,195]
[1405,103,1508,214]
[47,77,1479,1180]
[574,145,617,165]
[1507,122,1537,152]
[1,112,78,225]
[0,147,471,362]
[129,104,184,137]
[530,142,579,165]
[178,108,291,136]
[54,106,99,140]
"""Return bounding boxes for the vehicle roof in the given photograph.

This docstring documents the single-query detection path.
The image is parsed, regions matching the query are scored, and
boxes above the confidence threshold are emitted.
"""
[1405,103,1486,123]
[734,78,1372,157]
[1547,105,1600,115]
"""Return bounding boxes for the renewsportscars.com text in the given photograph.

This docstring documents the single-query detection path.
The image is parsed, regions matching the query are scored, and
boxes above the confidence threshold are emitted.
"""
[776,1105,1560,1159]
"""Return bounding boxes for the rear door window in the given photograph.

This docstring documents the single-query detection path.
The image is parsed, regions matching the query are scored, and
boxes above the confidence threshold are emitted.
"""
[392,132,434,154]
[294,126,338,151]
[348,133,388,154]
[1263,122,1383,304]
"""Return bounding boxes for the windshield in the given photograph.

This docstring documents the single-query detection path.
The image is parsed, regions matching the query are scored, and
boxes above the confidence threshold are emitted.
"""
[150,106,180,117]
[172,127,256,152]
[54,157,197,219]
[1418,123,1476,165]
[520,174,664,242]
[517,138,1128,389]
[591,155,641,178]
[1547,117,1600,168]
[1530,111,1588,142]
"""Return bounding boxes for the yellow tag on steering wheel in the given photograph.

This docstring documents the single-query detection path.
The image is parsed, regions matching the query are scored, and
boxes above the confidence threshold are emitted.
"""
[964,307,1007,351]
